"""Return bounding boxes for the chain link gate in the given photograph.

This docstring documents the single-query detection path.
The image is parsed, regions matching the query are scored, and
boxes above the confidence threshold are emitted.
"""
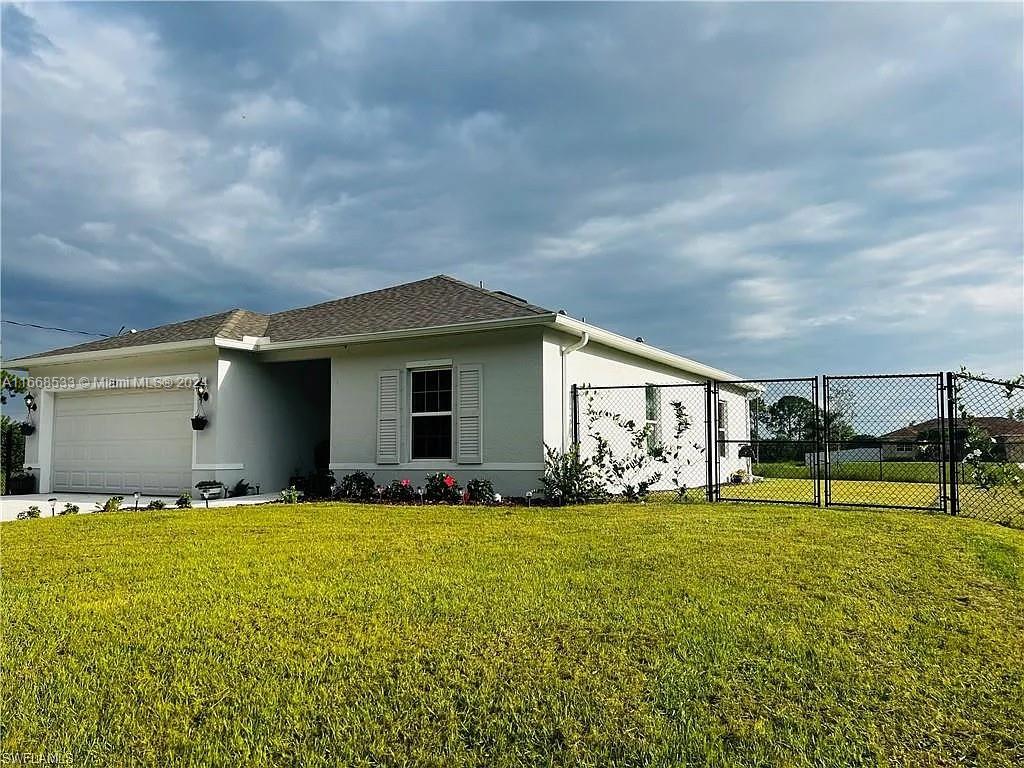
[947,373,1024,527]
[570,371,1022,530]
[822,374,947,512]
[714,378,821,506]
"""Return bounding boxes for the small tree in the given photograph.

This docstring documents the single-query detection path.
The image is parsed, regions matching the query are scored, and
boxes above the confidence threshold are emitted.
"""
[539,445,605,504]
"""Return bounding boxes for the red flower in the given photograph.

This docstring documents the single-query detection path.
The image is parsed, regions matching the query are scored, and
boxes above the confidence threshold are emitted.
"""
[443,474,455,487]
[401,479,410,486]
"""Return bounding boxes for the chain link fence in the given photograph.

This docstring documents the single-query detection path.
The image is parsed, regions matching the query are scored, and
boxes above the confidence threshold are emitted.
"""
[949,373,1024,528]
[572,371,1024,530]
[823,374,946,512]
[575,383,711,501]
[716,378,820,506]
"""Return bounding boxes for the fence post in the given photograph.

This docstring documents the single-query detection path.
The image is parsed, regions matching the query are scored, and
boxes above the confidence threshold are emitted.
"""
[2,422,11,495]
[945,372,959,515]
[812,376,821,507]
[710,382,719,502]
[570,384,580,452]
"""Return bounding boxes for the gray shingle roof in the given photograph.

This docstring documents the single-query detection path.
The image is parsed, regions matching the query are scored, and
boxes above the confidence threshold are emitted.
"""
[13,276,551,361]
[266,275,550,342]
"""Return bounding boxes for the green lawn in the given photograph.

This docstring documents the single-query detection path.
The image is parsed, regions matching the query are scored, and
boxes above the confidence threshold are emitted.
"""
[3,503,1023,767]
[721,478,942,508]
[754,461,941,484]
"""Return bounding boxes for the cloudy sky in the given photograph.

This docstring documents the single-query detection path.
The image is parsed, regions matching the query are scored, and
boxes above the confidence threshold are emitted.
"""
[2,2,1021,377]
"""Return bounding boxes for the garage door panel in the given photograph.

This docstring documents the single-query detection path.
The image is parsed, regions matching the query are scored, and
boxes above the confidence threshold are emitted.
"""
[53,389,193,495]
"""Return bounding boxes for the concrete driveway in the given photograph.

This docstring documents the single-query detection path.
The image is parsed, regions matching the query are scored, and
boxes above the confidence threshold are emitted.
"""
[0,492,284,522]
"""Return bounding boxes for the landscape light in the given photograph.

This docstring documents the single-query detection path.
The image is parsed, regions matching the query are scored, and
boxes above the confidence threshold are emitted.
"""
[48,498,57,517]
[134,491,140,511]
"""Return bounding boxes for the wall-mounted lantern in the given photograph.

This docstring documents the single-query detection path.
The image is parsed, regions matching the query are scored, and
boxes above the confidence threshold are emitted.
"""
[24,393,37,411]
[192,378,209,430]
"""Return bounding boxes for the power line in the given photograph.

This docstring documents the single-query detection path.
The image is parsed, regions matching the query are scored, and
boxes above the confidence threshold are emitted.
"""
[2,319,110,338]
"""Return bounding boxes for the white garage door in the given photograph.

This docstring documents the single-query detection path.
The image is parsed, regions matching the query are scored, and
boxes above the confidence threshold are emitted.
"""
[52,388,193,495]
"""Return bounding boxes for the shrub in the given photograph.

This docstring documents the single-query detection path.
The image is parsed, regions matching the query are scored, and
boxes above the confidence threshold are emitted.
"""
[384,478,417,503]
[94,496,123,514]
[59,503,79,516]
[424,473,461,504]
[465,478,496,505]
[337,471,376,501]
[146,500,166,510]
[539,445,606,504]
[281,486,301,504]
[175,492,192,509]
[17,505,42,520]
[231,479,251,497]
[304,470,336,500]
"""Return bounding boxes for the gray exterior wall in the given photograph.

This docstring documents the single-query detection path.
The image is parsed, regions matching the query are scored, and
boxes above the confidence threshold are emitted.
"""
[328,327,545,496]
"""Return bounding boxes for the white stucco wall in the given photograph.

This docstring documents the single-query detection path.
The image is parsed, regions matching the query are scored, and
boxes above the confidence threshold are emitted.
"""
[327,327,545,495]
[543,329,751,492]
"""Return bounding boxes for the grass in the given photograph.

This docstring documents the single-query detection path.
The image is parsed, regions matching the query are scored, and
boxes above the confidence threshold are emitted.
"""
[721,478,942,508]
[2,502,1023,767]
[754,461,941,484]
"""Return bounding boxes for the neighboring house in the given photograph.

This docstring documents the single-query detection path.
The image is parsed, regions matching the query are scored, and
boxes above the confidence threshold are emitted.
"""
[7,276,749,497]
[807,416,1024,465]
[886,417,1024,462]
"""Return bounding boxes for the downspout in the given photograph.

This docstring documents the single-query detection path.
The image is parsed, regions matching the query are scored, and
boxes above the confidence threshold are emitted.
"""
[560,331,589,451]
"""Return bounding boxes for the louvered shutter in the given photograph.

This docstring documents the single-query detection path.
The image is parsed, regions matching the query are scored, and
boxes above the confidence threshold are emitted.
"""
[455,364,483,464]
[377,370,401,464]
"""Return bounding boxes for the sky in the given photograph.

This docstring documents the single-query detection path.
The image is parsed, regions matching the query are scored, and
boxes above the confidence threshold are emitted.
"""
[1,1,1022,379]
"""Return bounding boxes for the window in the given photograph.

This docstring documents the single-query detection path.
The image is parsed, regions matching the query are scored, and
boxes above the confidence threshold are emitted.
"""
[411,369,452,459]
[645,384,662,455]
[718,401,729,458]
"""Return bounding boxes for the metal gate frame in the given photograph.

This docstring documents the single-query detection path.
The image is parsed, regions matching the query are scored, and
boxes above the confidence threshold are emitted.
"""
[568,371,1022,527]
[713,377,821,507]
[822,373,947,513]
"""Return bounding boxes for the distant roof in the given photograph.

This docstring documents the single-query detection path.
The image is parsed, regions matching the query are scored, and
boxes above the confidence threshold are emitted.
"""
[883,417,1024,439]
[12,276,552,362]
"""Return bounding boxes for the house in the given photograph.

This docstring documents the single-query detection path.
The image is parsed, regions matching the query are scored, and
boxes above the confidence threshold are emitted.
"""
[885,417,1024,462]
[807,416,1024,466]
[7,276,750,498]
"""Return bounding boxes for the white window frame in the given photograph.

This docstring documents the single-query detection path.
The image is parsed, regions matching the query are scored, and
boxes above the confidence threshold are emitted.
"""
[408,366,454,461]
[645,383,662,456]
[718,400,729,459]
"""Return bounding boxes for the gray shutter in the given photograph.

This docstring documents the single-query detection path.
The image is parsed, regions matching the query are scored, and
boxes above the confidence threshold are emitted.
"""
[377,370,401,464]
[455,364,483,464]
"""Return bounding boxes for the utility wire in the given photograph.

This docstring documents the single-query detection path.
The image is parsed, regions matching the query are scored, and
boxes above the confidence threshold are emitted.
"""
[2,319,110,337]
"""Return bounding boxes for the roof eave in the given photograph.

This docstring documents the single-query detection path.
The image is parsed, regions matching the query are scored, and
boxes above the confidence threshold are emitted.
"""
[5,338,219,369]
[549,314,750,386]
[254,313,557,352]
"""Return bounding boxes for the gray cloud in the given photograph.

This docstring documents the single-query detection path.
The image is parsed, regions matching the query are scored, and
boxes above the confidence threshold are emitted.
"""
[2,2,1021,378]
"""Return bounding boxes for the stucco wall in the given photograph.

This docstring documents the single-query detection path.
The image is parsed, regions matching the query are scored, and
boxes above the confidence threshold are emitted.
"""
[328,327,544,495]
[543,330,752,491]
[213,352,330,493]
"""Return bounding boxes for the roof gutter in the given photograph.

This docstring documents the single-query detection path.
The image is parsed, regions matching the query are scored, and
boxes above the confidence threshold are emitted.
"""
[5,315,557,368]
[4,338,218,369]
[548,314,753,388]
[560,331,590,451]
[254,314,557,353]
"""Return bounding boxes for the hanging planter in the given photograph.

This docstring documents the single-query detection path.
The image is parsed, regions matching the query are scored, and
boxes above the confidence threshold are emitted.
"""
[19,421,35,436]
[191,414,208,431]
